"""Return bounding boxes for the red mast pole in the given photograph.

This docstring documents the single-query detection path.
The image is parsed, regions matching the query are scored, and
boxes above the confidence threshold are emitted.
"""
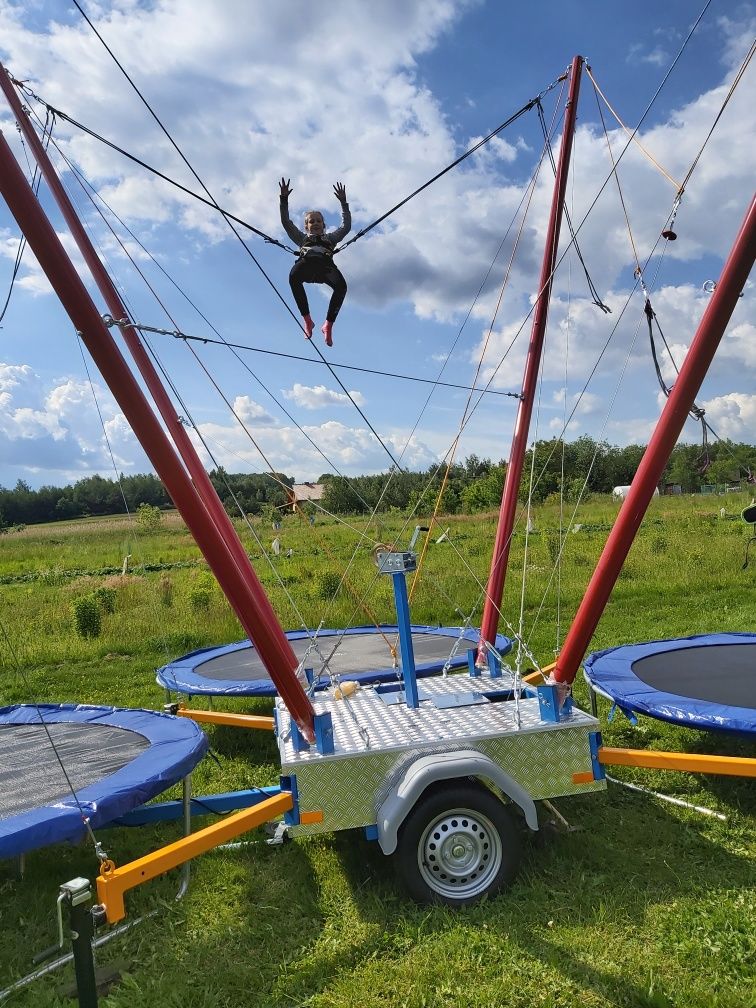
[553,193,756,686]
[0,64,296,666]
[0,126,316,741]
[478,56,583,658]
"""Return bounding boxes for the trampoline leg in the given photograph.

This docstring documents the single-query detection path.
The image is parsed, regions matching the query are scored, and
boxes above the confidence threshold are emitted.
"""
[177,775,192,902]
[589,688,598,718]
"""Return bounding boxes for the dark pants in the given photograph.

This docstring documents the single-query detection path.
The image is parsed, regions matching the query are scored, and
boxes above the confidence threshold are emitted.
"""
[289,255,347,322]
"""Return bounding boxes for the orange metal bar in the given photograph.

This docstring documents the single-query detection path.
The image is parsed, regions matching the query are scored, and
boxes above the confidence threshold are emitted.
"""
[598,747,756,778]
[572,771,595,784]
[178,709,275,731]
[96,791,293,923]
[299,810,324,825]
[522,671,544,685]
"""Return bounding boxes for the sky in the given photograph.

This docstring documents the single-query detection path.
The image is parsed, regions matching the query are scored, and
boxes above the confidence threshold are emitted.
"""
[0,0,754,490]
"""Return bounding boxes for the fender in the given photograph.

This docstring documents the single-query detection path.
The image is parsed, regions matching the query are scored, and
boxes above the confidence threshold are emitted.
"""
[376,749,539,855]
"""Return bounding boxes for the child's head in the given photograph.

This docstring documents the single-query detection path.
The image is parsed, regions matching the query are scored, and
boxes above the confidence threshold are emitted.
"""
[304,210,325,236]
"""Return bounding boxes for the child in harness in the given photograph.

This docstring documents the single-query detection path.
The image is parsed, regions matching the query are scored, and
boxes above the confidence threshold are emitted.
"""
[279,178,351,347]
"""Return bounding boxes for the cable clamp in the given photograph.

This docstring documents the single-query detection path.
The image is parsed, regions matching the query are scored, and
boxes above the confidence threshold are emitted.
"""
[93,839,110,865]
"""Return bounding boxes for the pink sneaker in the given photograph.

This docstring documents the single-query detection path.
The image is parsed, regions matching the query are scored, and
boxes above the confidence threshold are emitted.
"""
[303,315,315,339]
[321,320,333,347]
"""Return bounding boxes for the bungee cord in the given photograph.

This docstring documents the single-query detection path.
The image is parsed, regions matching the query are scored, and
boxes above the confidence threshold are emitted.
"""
[334,70,570,253]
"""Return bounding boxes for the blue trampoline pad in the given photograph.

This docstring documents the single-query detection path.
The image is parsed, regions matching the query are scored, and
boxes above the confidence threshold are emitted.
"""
[157,625,512,698]
[583,632,756,734]
[0,704,209,858]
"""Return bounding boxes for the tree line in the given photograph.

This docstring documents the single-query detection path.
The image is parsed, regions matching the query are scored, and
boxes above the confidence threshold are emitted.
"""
[1,438,753,528]
[0,469,290,528]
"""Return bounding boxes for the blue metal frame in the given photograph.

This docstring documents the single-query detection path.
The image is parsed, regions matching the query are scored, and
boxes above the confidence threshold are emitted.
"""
[115,786,284,825]
[390,572,419,708]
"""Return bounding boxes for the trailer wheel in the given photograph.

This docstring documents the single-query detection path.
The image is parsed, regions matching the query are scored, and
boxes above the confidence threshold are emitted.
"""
[394,782,522,906]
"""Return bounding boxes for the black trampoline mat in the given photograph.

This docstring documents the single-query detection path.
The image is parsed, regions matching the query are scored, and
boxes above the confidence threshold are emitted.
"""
[0,722,150,821]
[632,643,755,708]
[198,631,465,682]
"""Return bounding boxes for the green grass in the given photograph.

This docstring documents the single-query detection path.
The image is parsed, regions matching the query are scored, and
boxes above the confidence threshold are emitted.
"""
[0,497,754,1007]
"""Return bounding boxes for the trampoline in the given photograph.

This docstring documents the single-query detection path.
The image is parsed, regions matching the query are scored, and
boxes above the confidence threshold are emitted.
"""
[157,625,512,698]
[583,632,756,734]
[0,704,209,858]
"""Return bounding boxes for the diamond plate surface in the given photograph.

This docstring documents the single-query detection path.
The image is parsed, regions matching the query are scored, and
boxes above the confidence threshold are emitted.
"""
[278,672,604,835]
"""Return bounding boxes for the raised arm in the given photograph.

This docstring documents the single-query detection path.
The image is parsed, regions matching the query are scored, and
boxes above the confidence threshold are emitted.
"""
[279,177,306,245]
[327,182,351,245]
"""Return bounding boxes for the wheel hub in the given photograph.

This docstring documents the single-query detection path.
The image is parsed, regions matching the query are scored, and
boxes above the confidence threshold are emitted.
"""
[418,807,504,900]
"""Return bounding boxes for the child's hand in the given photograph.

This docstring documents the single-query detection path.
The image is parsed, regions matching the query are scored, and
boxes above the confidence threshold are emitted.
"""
[280,177,293,199]
[333,182,347,204]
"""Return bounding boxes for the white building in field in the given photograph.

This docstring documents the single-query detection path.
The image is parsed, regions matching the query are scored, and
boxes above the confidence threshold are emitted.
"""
[612,485,659,499]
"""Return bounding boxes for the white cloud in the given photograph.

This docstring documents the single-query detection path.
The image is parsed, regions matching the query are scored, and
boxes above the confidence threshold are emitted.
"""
[626,43,668,67]
[700,391,756,441]
[188,413,437,481]
[0,361,141,481]
[282,383,365,409]
[229,395,274,426]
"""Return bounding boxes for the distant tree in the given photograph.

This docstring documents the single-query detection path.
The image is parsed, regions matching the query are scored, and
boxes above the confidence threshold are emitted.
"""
[461,464,506,512]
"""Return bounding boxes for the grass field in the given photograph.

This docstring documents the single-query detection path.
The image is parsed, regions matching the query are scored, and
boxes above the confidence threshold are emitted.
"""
[0,494,754,1008]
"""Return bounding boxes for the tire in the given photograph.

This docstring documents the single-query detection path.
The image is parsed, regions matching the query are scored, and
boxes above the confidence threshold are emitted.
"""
[394,781,522,906]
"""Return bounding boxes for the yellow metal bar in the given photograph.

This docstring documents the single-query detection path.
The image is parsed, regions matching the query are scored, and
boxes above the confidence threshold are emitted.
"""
[598,746,756,778]
[523,660,555,685]
[178,708,275,731]
[96,791,293,924]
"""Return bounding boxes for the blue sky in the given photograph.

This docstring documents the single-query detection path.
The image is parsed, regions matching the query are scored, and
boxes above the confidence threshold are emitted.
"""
[0,0,754,490]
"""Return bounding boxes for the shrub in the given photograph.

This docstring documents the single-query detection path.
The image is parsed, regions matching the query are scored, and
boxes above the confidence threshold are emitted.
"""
[317,571,343,600]
[72,595,102,638]
[94,585,116,614]
[188,587,211,611]
[135,503,163,532]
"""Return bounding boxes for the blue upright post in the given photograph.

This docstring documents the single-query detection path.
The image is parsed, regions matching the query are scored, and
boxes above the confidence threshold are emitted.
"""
[376,550,420,710]
[390,569,420,709]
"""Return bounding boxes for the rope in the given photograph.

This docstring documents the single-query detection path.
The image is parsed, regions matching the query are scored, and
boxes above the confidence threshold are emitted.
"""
[0,110,54,322]
[535,100,611,313]
[153,330,519,398]
[336,70,569,253]
[585,66,682,190]
[642,294,710,465]
[590,76,642,272]
[407,81,566,603]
